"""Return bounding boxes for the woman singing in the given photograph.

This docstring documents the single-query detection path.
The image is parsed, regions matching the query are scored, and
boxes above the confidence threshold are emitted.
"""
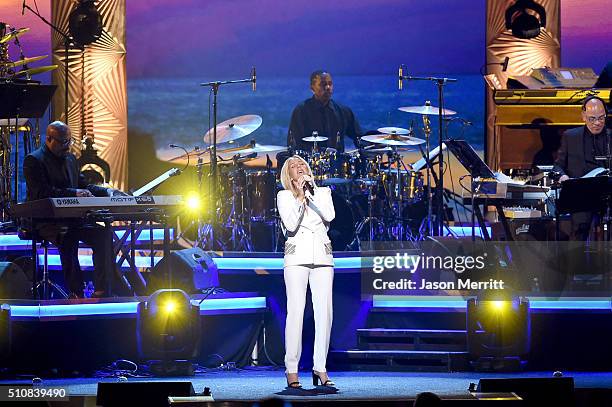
[277,155,336,389]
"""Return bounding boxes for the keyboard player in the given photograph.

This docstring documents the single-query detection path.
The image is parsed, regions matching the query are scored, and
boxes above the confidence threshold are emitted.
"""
[553,96,611,240]
[22,121,126,298]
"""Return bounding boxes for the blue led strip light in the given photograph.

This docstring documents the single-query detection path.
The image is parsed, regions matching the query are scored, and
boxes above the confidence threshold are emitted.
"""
[373,295,612,310]
[8,296,267,318]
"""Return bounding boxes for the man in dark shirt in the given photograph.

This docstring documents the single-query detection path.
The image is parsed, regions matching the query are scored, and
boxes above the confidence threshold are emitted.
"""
[23,121,122,297]
[287,70,361,152]
[554,96,610,240]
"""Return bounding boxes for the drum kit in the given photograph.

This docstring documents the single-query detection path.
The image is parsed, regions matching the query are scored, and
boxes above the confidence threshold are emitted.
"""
[167,101,457,251]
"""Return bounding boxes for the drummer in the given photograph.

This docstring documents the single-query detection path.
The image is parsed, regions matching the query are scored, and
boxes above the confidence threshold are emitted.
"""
[287,70,362,153]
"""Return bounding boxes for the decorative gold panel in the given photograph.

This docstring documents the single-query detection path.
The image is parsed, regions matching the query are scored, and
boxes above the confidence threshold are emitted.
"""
[485,0,561,170]
[51,0,127,190]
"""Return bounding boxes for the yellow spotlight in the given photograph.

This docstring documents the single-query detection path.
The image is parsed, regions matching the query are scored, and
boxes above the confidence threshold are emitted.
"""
[185,191,201,211]
[164,300,177,314]
[490,300,506,312]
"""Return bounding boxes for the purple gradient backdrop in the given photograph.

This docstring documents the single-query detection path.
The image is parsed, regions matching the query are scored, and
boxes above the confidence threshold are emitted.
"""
[2,1,610,80]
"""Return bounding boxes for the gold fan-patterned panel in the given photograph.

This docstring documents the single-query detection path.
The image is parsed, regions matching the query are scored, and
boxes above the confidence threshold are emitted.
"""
[484,0,560,170]
[51,0,127,190]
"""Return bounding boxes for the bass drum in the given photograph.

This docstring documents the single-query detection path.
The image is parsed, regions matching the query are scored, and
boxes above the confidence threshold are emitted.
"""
[328,192,355,251]
[247,170,277,221]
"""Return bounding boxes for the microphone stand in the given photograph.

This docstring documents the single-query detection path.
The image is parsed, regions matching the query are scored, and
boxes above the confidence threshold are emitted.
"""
[399,73,457,237]
[199,72,255,249]
[22,1,74,122]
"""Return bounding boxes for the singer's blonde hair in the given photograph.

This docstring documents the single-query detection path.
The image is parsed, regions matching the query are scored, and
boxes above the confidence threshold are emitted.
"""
[280,155,313,197]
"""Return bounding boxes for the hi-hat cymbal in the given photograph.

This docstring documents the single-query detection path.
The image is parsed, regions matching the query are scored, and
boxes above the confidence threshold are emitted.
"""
[203,114,262,144]
[302,135,329,142]
[0,27,30,44]
[0,55,47,68]
[398,104,456,116]
[361,133,425,146]
[377,126,411,135]
[12,65,58,77]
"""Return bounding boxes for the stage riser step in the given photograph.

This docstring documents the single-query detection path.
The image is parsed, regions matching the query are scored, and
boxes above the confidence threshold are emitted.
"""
[329,350,469,372]
[357,329,467,352]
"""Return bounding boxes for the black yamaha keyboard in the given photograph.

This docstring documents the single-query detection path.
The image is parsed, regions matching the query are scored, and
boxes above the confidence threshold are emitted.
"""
[12,195,184,219]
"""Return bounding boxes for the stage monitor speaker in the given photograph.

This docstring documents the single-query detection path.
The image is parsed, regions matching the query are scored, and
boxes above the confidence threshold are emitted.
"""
[0,261,31,299]
[147,248,219,294]
[477,377,574,407]
[97,381,195,406]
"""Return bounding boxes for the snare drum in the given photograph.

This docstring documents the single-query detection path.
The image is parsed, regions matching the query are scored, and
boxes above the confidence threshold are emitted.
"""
[381,169,423,201]
[247,170,277,221]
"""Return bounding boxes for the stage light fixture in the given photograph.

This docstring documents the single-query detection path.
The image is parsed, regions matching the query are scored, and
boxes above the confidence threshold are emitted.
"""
[68,0,103,46]
[0,304,11,363]
[185,191,201,212]
[137,289,201,376]
[467,297,530,371]
[504,0,546,39]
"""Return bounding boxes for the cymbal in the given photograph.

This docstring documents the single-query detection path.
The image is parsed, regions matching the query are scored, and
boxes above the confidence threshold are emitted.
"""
[228,142,287,155]
[203,114,262,144]
[362,146,414,155]
[302,135,328,142]
[361,133,425,146]
[160,143,286,165]
[12,65,58,77]
[377,126,411,135]
[0,55,47,68]
[398,104,456,116]
[0,27,30,44]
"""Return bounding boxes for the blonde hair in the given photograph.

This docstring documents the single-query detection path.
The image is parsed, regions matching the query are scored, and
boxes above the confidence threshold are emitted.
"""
[280,155,313,197]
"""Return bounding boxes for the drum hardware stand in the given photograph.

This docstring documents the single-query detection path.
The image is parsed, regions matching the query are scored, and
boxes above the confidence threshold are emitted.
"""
[421,113,434,237]
[226,157,253,251]
[351,179,386,249]
[399,70,456,236]
[200,69,256,249]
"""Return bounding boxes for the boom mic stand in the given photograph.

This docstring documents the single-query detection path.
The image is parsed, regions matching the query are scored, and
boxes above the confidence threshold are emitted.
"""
[199,68,256,249]
[398,67,456,236]
[23,1,73,122]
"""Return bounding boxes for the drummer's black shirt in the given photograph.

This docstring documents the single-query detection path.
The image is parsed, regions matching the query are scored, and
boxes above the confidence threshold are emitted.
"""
[287,96,361,152]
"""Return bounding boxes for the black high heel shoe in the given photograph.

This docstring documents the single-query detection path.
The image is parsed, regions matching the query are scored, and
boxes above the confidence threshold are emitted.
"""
[286,373,302,389]
[312,370,335,387]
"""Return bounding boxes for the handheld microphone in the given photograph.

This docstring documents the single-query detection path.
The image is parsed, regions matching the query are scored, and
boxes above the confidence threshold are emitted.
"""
[22,0,26,15]
[302,175,315,196]
[398,65,403,90]
[501,57,510,72]
[304,181,315,196]
[251,66,256,92]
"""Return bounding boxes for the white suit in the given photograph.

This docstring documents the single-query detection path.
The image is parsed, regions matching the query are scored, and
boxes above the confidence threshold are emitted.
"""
[277,186,335,374]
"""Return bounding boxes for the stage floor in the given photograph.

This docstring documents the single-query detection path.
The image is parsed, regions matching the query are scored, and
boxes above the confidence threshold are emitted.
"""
[1,369,611,402]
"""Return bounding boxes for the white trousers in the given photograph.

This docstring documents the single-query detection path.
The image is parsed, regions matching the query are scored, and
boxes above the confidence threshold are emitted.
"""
[284,265,334,373]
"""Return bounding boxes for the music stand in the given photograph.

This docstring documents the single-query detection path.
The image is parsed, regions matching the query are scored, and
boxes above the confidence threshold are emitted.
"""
[557,177,612,214]
[0,83,57,118]
[0,84,57,218]
[445,139,495,179]
[446,139,497,240]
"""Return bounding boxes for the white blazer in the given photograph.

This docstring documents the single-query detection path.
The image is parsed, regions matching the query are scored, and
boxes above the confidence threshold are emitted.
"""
[277,186,335,267]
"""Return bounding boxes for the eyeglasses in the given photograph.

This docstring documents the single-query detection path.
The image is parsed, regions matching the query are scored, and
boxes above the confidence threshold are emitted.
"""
[586,115,607,124]
[50,136,74,146]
